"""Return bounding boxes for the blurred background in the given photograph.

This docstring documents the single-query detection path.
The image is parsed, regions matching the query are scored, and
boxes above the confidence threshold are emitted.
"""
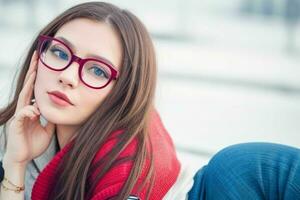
[0,0,300,169]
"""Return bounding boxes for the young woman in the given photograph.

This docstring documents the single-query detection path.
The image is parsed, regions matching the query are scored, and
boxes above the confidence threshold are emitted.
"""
[0,2,299,200]
[0,2,181,199]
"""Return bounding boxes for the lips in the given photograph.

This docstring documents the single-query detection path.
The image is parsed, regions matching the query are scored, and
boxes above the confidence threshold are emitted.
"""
[47,91,73,105]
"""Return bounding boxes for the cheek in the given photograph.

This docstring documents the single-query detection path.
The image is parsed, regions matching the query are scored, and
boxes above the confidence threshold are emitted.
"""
[79,85,114,116]
[35,62,58,86]
[35,65,47,90]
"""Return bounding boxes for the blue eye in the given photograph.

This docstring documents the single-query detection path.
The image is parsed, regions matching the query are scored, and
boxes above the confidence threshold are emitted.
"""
[90,65,109,79]
[50,48,69,60]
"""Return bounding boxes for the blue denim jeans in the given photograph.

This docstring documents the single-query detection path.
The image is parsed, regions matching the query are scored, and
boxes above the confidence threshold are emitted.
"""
[188,142,300,200]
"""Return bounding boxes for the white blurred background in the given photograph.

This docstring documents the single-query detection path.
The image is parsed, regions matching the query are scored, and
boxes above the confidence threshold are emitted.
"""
[0,0,300,168]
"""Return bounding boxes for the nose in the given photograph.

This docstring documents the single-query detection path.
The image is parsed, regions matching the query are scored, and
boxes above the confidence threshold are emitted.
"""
[58,61,80,89]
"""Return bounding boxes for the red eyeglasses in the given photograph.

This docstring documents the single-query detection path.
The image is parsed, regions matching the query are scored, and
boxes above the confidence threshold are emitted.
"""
[37,35,119,89]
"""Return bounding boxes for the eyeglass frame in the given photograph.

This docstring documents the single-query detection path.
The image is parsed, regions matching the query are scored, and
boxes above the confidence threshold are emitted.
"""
[36,35,119,90]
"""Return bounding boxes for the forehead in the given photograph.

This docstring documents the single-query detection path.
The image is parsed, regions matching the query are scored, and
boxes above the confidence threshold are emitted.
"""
[54,18,122,70]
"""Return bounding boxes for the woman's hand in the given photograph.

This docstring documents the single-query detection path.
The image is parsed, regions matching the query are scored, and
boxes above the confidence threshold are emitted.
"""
[4,51,55,167]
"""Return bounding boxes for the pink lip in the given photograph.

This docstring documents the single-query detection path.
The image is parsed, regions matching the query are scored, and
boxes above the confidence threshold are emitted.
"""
[47,91,73,106]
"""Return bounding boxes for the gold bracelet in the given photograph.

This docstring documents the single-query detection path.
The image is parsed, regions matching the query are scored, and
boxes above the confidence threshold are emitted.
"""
[1,177,25,193]
[1,183,24,193]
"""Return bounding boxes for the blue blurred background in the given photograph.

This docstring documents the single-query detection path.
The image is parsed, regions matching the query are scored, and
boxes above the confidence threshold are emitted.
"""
[0,0,300,168]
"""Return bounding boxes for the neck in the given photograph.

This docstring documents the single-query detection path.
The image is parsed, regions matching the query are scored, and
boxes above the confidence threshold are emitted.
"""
[55,124,79,150]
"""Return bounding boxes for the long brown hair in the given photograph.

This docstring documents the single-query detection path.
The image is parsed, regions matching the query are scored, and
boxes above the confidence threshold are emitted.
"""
[0,2,157,199]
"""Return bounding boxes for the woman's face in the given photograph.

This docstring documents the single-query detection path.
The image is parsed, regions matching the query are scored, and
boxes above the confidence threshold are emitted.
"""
[34,18,122,125]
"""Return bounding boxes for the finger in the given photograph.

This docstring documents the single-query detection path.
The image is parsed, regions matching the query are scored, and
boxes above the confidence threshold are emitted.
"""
[32,102,40,111]
[29,106,41,115]
[29,115,39,121]
[30,104,40,115]
[19,105,40,117]
[25,82,35,107]
[24,104,40,115]
[13,108,40,131]
[16,71,36,112]
[24,51,38,84]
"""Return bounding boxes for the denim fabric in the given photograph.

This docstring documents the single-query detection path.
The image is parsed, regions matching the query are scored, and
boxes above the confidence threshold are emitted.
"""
[188,142,300,200]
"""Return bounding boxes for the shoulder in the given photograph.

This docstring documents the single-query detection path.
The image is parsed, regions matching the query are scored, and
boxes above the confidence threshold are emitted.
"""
[88,108,181,199]
[146,108,182,199]
[87,129,138,199]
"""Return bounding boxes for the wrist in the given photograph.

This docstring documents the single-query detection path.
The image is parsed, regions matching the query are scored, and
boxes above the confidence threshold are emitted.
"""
[2,154,27,188]
[2,154,28,170]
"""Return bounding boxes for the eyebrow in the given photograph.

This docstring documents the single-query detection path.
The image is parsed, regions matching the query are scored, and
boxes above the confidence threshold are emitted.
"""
[55,36,116,68]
